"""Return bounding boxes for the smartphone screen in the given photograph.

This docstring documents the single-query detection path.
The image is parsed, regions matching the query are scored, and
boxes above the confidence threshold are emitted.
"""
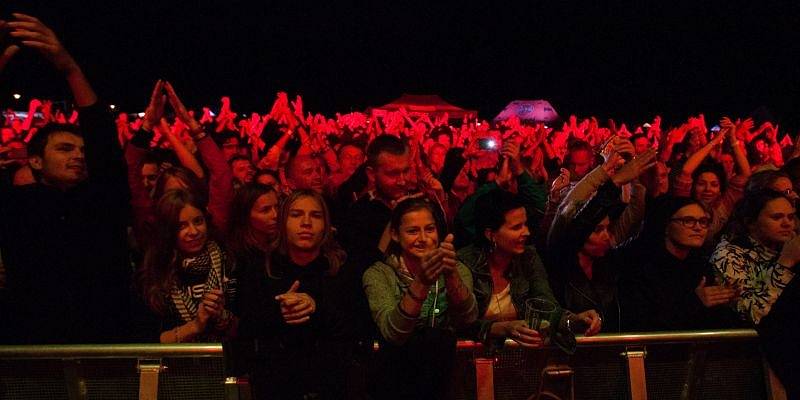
[478,138,497,151]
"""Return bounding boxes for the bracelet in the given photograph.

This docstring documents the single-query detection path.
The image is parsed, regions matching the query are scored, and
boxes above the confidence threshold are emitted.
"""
[406,288,428,303]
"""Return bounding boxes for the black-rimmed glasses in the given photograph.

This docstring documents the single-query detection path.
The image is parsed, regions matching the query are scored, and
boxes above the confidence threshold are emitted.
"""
[670,216,711,229]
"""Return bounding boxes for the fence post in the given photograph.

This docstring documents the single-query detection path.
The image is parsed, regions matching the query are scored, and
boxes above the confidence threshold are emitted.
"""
[621,347,648,400]
[63,359,86,400]
[137,358,164,400]
[474,357,495,400]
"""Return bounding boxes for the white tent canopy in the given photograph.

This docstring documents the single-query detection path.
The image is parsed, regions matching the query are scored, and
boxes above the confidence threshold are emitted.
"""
[494,99,559,123]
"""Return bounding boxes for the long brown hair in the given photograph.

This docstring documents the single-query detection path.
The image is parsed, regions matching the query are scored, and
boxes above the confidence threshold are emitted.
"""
[268,189,345,277]
[137,189,211,315]
[227,183,280,256]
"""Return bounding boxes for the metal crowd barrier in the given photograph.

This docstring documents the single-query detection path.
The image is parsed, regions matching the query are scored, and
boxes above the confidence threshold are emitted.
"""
[0,329,786,400]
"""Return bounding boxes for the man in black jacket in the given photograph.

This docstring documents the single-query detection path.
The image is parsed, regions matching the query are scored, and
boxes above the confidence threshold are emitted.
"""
[0,14,132,344]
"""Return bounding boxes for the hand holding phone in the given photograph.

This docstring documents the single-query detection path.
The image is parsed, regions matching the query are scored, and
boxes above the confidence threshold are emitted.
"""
[478,137,497,151]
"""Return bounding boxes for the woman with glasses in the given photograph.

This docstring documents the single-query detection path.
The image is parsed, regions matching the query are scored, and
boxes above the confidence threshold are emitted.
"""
[711,189,800,397]
[618,196,740,331]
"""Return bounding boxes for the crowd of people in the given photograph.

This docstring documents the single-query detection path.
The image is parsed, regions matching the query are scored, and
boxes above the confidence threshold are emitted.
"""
[1,14,799,399]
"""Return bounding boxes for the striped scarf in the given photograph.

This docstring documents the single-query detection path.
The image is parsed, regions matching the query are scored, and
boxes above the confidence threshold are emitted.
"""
[170,241,225,323]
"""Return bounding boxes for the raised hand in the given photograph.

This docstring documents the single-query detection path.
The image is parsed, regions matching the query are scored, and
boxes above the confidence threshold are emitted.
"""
[550,168,571,195]
[0,20,21,72]
[8,13,78,73]
[610,148,657,186]
[601,136,634,173]
[291,95,304,120]
[27,98,42,113]
[141,80,166,132]
[163,81,202,134]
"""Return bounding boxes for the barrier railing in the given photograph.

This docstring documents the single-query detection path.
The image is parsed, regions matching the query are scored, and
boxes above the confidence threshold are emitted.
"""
[0,329,785,400]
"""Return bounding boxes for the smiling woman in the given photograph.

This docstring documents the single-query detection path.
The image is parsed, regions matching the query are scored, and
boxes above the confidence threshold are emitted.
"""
[363,196,477,399]
[136,189,237,344]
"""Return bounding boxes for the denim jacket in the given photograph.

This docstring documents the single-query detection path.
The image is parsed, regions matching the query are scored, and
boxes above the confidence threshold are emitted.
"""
[457,244,576,353]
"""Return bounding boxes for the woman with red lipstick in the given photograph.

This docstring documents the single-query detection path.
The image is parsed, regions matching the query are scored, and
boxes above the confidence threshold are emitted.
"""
[618,196,740,331]
[137,189,236,343]
[711,189,800,397]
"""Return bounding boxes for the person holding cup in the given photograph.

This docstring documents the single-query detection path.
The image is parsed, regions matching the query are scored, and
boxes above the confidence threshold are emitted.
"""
[458,188,601,351]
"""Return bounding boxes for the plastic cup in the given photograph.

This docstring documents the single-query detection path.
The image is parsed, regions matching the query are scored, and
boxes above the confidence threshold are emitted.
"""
[524,298,558,342]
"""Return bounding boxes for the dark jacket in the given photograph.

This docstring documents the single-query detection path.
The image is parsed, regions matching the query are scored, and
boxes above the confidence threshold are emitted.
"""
[547,181,623,332]
[618,243,739,331]
[235,252,351,399]
[337,194,392,267]
[0,103,132,344]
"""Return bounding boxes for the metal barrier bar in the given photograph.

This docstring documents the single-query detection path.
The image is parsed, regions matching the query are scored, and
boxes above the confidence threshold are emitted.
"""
[0,330,758,358]
[0,330,764,400]
[0,343,222,359]
[574,329,758,346]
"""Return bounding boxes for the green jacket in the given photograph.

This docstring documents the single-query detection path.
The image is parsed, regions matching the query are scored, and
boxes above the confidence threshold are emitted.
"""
[362,255,478,345]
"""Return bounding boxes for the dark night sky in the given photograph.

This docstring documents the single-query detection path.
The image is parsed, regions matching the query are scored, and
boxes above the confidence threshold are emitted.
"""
[2,1,800,128]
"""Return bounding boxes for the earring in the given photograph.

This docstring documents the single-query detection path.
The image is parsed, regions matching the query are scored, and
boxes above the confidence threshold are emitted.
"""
[490,238,497,252]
